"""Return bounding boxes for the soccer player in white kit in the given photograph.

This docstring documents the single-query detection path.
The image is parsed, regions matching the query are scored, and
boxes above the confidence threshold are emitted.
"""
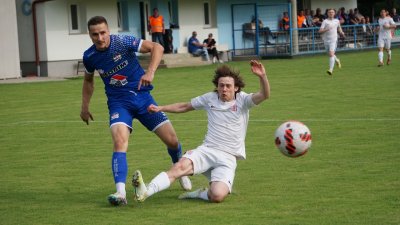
[375,9,397,66]
[318,9,345,75]
[132,60,270,203]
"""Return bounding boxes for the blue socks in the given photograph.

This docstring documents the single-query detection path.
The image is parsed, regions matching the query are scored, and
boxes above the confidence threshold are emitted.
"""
[112,152,127,184]
[111,144,180,187]
[168,143,182,163]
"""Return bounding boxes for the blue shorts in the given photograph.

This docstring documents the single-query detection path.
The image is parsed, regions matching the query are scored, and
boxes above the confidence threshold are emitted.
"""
[107,91,169,132]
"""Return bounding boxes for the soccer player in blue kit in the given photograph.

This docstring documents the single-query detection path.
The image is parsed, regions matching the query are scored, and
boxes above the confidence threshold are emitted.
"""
[80,16,191,206]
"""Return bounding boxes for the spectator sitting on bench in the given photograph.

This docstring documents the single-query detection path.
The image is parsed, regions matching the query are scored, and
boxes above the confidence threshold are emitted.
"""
[188,31,210,61]
[251,16,276,44]
[203,33,223,63]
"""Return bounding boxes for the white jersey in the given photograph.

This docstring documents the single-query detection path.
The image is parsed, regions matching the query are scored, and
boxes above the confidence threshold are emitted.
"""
[191,91,256,159]
[378,17,396,40]
[321,18,340,42]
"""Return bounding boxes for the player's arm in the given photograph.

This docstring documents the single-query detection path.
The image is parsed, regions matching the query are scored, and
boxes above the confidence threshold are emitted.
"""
[250,60,270,105]
[80,72,94,125]
[389,20,397,29]
[318,21,328,34]
[337,24,345,37]
[148,103,195,113]
[374,24,380,33]
[138,40,164,90]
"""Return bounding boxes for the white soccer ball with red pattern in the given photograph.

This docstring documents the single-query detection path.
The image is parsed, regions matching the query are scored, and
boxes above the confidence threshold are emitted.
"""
[274,121,312,157]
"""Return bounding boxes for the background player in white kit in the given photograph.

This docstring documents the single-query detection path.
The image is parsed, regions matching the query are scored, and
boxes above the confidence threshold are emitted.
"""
[375,9,397,66]
[319,9,345,75]
[132,60,270,203]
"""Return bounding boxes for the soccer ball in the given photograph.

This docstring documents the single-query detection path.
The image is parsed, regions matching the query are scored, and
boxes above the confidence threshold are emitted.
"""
[274,121,312,157]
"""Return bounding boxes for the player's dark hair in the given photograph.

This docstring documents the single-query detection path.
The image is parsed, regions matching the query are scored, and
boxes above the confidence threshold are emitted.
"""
[327,8,336,13]
[212,65,245,95]
[87,16,108,31]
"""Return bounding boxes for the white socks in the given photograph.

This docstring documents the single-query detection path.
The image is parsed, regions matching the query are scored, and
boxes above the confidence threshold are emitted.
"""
[198,189,209,200]
[387,50,391,59]
[116,182,126,196]
[329,56,335,71]
[146,172,171,197]
[378,51,384,63]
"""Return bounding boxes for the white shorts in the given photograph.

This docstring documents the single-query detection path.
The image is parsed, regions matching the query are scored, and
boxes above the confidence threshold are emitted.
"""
[183,145,237,192]
[377,38,391,49]
[324,41,337,52]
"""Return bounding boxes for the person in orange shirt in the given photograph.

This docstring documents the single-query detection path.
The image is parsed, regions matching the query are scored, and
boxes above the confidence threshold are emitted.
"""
[280,12,290,31]
[297,10,307,28]
[148,8,165,47]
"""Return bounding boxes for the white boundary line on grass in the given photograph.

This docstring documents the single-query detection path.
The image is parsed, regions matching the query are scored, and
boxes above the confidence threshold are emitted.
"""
[3,118,400,125]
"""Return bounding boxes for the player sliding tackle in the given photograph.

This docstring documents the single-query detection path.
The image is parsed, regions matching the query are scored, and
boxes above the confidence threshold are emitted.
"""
[132,60,270,203]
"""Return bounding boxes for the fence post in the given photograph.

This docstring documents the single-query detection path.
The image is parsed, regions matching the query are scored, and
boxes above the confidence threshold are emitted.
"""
[290,0,298,54]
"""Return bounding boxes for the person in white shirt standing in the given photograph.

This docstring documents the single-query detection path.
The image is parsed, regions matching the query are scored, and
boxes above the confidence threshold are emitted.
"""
[375,9,397,66]
[319,8,345,76]
[132,60,270,203]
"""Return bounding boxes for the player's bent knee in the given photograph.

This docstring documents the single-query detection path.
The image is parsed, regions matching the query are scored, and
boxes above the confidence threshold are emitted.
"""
[209,192,227,203]
[209,185,229,203]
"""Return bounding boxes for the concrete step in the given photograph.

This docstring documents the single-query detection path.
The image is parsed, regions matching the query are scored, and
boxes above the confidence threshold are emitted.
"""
[138,53,211,68]
[231,55,261,61]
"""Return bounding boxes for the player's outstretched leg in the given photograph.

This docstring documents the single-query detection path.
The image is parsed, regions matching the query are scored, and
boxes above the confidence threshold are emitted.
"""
[167,144,192,191]
[178,187,209,201]
[108,192,127,206]
[132,170,148,202]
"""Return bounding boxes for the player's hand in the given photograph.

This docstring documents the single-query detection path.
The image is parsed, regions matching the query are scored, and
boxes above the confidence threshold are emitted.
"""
[250,60,266,78]
[80,110,94,125]
[383,23,390,29]
[147,104,160,113]
[324,25,331,32]
[138,72,154,90]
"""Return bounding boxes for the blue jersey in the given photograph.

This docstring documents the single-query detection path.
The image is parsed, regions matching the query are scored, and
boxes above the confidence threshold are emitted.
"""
[83,34,153,97]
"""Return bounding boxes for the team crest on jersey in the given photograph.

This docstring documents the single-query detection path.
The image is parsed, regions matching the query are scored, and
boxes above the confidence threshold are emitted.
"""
[110,74,128,87]
[113,53,122,62]
[186,150,193,155]
[111,112,119,120]
[230,104,237,112]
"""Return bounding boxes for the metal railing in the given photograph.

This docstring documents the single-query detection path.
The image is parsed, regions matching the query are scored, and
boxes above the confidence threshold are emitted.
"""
[233,23,400,57]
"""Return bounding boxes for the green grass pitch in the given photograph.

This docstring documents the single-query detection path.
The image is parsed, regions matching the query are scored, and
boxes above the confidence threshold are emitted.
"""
[0,48,399,225]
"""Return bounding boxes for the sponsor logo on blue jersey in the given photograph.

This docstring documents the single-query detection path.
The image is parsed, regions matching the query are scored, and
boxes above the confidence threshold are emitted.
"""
[99,60,128,78]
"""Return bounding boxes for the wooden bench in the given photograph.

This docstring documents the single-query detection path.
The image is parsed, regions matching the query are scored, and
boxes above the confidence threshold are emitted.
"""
[216,44,231,62]
[76,60,85,75]
[177,44,231,62]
